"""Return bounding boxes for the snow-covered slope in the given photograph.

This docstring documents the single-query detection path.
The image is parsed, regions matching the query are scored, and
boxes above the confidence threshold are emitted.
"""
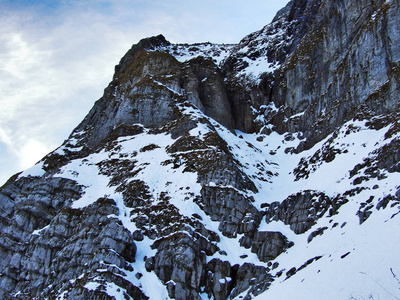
[1,0,400,299]
[17,101,400,300]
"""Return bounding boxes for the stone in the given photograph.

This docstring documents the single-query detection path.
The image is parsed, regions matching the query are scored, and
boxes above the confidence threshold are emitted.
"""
[0,0,399,298]
[248,231,293,262]
[264,190,347,234]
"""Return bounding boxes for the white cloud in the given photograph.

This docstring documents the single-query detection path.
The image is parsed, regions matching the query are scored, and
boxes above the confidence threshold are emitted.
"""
[0,128,12,147]
[19,138,50,168]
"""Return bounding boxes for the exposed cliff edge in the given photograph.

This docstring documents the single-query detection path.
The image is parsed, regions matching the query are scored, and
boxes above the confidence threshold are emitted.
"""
[1,0,400,299]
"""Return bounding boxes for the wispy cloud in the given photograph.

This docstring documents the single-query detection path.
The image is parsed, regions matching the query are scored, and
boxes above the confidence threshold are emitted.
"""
[0,0,290,184]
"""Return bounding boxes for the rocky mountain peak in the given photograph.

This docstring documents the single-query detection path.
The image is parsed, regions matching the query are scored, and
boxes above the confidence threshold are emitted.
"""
[1,0,400,299]
[114,34,171,77]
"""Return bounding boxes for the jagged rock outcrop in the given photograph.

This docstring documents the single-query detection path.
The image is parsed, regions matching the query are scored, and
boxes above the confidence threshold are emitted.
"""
[70,35,234,153]
[1,0,400,299]
[263,190,348,234]
[151,233,206,300]
[226,0,400,150]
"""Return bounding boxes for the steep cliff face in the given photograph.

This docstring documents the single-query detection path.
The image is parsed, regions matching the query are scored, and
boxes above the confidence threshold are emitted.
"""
[225,0,400,147]
[1,0,400,299]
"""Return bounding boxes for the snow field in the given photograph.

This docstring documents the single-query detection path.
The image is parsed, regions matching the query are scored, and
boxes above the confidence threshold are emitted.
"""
[26,105,400,299]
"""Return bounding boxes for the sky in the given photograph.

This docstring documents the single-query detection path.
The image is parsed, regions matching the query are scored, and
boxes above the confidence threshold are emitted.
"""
[0,0,290,186]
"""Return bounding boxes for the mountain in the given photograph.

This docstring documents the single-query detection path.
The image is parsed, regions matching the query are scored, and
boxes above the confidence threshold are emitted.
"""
[1,0,400,299]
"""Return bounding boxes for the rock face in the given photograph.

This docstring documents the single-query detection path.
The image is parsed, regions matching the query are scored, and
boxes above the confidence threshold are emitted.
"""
[1,0,400,299]
[226,0,400,148]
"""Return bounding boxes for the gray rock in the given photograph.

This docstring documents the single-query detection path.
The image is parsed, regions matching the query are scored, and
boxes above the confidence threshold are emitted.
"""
[202,259,234,300]
[229,263,273,299]
[248,231,293,262]
[0,0,399,298]
[264,190,347,234]
[151,233,205,300]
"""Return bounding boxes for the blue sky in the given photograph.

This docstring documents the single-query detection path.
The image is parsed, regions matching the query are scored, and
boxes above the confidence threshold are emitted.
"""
[0,0,290,185]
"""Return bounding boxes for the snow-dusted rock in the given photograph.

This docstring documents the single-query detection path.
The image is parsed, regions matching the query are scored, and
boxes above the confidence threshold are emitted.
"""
[1,0,400,299]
